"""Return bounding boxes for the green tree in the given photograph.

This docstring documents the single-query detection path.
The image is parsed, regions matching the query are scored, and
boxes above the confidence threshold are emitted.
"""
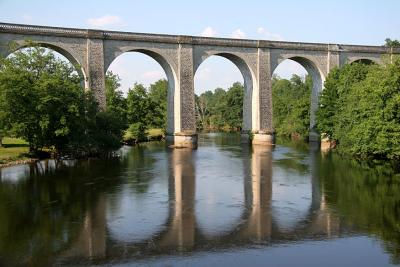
[0,88,7,146]
[124,122,148,143]
[105,71,127,126]
[209,88,228,130]
[0,46,86,153]
[385,38,400,48]
[316,63,371,139]
[272,74,312,139]
[195,91,212,130]
[316,58,400,160]
[126,83,150,125]
[147,79,168,129]
[0,45,124,156]
[336,60,400,159]
[224,82,244,131]
[195,83,244,132]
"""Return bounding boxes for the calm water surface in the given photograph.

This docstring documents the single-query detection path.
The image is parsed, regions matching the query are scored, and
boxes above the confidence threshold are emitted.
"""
[0,133,400,266]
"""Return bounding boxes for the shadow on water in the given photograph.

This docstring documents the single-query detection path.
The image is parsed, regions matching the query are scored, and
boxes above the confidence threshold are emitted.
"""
[0,134,399,266]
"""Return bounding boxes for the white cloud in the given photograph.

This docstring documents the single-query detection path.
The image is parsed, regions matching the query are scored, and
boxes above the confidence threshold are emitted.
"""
[201,26,217,37]
[231,29,246,39]
[87,15,123,27]
[257,27,284,41]
[142,70,165,79]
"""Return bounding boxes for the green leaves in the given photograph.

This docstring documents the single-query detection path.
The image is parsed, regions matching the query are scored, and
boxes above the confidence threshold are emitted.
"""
[195,82,244,131]
[316,58,400,160]
[0,45,125,156]
[272,74,311,139]
[0,46,83,152]
[105,71,127,126]
[385,38,400,48]
[147,79,168,129]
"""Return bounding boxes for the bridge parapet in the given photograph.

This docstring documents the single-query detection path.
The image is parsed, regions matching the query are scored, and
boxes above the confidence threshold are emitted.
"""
[1,22,399,53]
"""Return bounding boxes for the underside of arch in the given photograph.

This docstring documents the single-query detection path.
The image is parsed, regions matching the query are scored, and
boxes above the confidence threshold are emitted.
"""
[273,56,325,136]
[106,49,177,134]
[349,58,377,65]
[195,53,255,131]
[5,42,87,87]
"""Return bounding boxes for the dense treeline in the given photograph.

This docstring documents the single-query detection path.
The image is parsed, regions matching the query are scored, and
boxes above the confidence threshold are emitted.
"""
[272,75,311,139]
[195,82,244,131]
[195,75,312,137]
[316,58,400,160]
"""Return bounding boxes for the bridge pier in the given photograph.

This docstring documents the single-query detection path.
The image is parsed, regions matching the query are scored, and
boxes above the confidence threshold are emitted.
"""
[86,31,107,109]
[252,132,275,146]
[166,132,198,149]
[166,39,198,148]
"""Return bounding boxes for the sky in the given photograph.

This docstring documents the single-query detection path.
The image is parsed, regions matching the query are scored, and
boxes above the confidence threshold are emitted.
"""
[1,0,399,94]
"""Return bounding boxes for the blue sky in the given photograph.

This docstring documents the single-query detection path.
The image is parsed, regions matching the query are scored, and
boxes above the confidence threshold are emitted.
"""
[1,0,399,93]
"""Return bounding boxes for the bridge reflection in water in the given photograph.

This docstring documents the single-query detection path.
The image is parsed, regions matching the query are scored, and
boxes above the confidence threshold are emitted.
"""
[59,143,343,263]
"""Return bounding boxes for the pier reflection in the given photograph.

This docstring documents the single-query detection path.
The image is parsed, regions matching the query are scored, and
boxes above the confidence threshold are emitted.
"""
[160,148,196,250]
[238,145,272,242]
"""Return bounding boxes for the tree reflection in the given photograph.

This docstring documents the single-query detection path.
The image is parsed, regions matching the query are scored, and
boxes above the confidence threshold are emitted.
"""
[0,159,124,266]
[122,144,158,194]
[319,153,400,264]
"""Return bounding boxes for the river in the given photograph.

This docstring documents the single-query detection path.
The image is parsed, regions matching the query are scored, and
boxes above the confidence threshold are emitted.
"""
[0,133,399,266]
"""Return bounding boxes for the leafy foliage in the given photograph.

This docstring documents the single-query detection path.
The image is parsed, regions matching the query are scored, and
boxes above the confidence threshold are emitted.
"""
[195,82,244,131]
[316,62,372,138]
[385,38,400,48]
[0,46,124,156]
[125,79,168,132]
[124,122,148,143]
[272,74,312,139]
[316,59,400,160]
[147,79,168,129]
[105,71,127,126]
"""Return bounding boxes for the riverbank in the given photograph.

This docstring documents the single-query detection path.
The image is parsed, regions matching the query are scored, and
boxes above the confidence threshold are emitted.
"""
[0,137,31,166]
[123,128,165,145]
[1,129,166,168]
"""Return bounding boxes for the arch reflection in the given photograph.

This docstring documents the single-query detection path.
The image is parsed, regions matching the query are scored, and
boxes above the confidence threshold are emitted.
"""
[159,148,196,250]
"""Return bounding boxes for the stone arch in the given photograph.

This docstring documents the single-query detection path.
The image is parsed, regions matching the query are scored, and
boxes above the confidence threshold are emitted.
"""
[194,52,257,132]
[3,41,88,87]
[105,48,178,134]
[272,55,326,139]
[348,57,380,65]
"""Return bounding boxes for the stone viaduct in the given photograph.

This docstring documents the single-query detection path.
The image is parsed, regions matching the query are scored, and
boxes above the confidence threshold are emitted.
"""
[0,22,398,147]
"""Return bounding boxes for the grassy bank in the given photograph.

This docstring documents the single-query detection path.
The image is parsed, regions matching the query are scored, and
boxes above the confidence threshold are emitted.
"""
[1,129,165,166]
[147,128,164,138]
[0,137,30,165]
